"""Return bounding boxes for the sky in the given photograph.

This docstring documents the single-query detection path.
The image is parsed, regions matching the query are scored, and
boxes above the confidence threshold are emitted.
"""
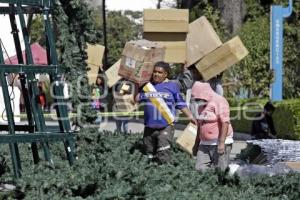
[106,0,157,11]
[106,0,176,11]
[0,0,176,58]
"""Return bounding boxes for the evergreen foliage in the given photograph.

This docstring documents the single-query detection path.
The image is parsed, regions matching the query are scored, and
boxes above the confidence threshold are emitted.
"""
[52,0,100,123]
[0,130,299,199]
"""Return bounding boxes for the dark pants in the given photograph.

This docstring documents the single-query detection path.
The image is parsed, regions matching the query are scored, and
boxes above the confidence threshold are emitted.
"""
[143,125,174,163]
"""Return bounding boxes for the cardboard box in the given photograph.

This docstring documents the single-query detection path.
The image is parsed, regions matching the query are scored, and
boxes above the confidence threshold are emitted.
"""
[143,34,187,63]
[114,93,137,112]
[86,43,105,66]
[118,40,165,86]
[186,16,222,66]
[86,43,105,84]
[176,123,198,155]
[156,41,186,63]
[195,36,249,81]
[105,59,122,88]
[119,83,130,94]
[143,9,189,33]
[87,64,100,84]
[283,162,300,171]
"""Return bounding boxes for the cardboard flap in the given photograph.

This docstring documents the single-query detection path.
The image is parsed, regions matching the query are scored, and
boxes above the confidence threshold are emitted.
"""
[176,123,198,155]
[186,16,222,66]
[86,43,105,66]
[105,59,122,88]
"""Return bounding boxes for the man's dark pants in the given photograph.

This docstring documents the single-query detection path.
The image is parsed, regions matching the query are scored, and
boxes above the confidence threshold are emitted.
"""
[143,125,174,163]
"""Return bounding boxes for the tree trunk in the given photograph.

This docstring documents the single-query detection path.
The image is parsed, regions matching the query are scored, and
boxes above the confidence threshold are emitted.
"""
[157,0,162,9]
[180,0,193,9]
[213,0,246,34]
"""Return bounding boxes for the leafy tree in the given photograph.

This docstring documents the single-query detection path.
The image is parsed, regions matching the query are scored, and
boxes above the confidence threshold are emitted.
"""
[231,16,272,98]
[189,1,228,40]
[282,1,300,98]
[105,11,141,66]
[29,16,45,45]
[232,0,300,98]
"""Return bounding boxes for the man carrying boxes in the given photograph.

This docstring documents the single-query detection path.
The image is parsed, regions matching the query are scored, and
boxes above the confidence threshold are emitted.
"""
[135,61,196,164]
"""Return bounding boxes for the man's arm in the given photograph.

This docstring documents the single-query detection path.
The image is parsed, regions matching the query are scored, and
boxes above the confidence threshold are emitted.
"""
[181,107,197,125]
[133,83,140,103]
[218,122,229,154]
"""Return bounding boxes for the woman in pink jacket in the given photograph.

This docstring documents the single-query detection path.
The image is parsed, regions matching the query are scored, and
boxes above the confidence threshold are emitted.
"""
[191,82,233,171]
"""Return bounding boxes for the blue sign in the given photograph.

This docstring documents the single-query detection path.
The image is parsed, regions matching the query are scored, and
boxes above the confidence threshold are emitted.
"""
[270,0,293,101]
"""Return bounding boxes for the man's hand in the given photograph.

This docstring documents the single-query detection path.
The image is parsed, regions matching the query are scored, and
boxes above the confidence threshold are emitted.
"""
[181,107,197,125]
[217,142,225,155]
[189,116,197,125]
[218,122,229,155]
[182,60,188,72]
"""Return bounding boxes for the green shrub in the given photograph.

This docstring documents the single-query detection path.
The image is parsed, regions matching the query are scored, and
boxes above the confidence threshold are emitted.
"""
[230,99,300,140]
[273,100,300,140]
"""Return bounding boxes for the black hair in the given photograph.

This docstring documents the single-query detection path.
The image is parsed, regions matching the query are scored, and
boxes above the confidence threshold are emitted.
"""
[264,101,275,112]
[96,74,105,86]
[154,61,170,75]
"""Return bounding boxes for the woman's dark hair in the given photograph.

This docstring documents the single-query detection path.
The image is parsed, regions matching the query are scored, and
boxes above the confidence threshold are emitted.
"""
[96,75,105,86]
[154,61,170,75]
[264,101,275,112]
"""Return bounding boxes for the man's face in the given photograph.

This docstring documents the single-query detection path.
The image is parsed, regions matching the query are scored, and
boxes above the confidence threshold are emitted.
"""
[152,66,168,84]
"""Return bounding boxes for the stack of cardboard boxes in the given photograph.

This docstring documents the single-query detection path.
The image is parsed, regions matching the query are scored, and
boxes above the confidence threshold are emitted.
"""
[195,36,249,81]
[186,16,248,81]
[143,9,188,63]
[112,39,165,112]
[87,10,249,142]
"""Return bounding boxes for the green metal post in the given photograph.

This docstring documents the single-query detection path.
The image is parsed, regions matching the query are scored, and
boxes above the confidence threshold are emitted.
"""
[9,3,39,164]
[17,4,53,165]
[0,47,21,178]
[43,8,75,165]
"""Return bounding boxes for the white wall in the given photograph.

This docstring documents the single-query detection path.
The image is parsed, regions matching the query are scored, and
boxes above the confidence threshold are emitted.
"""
[0,3,24,123]
[0,86,21,123]
[0,3,25,59]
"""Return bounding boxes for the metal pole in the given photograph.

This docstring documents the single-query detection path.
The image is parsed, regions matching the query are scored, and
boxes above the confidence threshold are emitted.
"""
[102,0,108,70]
[9,4,40,164]
[270,0,293,101]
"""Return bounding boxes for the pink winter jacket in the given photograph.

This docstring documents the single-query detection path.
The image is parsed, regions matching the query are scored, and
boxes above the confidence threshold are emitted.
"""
[191,82,233,142]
